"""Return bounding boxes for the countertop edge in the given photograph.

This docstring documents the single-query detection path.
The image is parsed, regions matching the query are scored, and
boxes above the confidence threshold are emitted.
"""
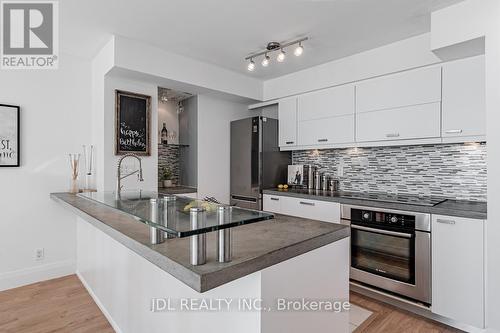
[263,190,487,220]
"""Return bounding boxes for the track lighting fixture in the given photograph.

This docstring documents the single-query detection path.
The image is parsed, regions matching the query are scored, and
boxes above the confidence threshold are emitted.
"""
[245,37,308,71]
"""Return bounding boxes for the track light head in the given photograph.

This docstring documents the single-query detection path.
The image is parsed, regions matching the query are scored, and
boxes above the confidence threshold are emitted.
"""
[262,54,270,67]
[294,42,304,56]
[277,49,286,62]
[247,58,255,71]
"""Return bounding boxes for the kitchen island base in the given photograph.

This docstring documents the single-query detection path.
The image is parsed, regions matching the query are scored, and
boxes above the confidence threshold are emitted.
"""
[76,217,350,333]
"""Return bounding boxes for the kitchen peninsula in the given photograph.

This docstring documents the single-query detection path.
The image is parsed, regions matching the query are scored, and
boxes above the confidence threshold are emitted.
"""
[51,192,350,333]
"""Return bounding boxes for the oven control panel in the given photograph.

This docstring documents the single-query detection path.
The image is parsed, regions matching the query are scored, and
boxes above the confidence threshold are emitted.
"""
[352,209,415,228]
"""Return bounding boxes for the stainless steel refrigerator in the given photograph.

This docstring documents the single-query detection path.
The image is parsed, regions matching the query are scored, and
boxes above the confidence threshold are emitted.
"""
[230,117,291,210]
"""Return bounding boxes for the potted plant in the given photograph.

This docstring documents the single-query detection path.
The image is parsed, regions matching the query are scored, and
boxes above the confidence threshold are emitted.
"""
[161,167,173,188]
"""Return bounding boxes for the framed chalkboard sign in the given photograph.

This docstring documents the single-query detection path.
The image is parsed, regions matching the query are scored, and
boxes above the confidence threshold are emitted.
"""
[0,104,20,167]
[115,90,151,156]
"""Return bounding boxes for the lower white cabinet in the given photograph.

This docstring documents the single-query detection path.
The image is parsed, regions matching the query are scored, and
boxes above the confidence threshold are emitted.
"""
[263,194,282,214]
[431,215,485,328]
[263,194,340,223]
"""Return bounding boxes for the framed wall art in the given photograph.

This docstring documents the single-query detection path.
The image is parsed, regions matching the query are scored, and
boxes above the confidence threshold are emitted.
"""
[0,104,20,167]
[115,90,151,156]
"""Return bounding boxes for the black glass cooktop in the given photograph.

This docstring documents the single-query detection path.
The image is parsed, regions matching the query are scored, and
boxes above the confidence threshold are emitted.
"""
[280,188,447,207]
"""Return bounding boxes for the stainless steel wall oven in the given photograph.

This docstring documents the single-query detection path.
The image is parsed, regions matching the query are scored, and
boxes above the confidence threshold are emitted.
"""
[341,205,431,304]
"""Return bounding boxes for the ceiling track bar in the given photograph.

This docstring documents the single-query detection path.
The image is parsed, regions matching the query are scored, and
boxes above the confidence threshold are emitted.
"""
[244,37,309,60]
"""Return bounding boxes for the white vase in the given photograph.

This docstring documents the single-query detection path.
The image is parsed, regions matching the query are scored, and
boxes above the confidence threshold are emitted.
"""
[163,180,173,188]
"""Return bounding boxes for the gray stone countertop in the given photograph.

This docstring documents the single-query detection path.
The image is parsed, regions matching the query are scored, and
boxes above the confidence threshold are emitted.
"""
[158,186,197,195]
[50,193,350,293]
[263,189,487,220]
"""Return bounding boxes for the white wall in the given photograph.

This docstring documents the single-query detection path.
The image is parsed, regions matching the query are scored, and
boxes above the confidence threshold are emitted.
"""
[196,94,252,203]
[103,76,158,192]
[158,100,179,145]
[0,54,91,290]
[263,33,442,100]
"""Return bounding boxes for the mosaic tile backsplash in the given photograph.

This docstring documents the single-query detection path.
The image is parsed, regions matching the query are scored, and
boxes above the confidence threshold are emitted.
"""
[158,144,180,186]
[292,143,487,201]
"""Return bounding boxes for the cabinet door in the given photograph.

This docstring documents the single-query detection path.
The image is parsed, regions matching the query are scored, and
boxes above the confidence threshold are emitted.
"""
[432,215,485,328]
[442,56,486,139]
[263,194,282,214]
[356,102,441,142]
[298,85,355,121]
[299,115,354,146]
[280,196,340,223]
[356,66,442,113]
[278,98,298,147]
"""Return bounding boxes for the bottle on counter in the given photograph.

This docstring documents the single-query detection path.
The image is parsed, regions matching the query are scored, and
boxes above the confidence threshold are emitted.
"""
[161,123,168,144]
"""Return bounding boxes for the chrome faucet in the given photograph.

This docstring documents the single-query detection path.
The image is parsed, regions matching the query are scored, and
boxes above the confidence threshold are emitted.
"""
[116,153,144,198]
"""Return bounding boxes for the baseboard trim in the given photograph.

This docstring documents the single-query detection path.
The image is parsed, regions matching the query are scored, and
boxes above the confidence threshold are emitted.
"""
[77,271,123,333]
[0,260,75,292]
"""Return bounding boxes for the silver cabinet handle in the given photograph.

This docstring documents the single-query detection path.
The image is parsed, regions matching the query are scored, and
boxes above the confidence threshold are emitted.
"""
[436,218,456,225]
[385,133,400,138]
[445,129,463,134]
[318,138,328,142]
[285,141,294,145]
[270,197,279,201]
[299,201,315,206]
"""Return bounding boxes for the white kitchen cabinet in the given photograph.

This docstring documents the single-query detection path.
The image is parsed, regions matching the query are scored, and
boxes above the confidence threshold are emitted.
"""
[442,55,486,141]
[431,215,485,328]
[298,85,355,121]
[296,85,355,147]
[298,115,355,146]
[263,194,282,214]
[356,66,442,113]
[356,102,441,142]
[278,98,298,147]
[263,194,341,223]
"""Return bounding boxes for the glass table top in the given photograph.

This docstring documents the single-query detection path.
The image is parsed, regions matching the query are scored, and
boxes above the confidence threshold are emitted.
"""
[78,191,274,238]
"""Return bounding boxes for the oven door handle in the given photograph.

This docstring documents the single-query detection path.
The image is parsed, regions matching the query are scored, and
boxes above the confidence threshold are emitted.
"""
[350,224,413,238]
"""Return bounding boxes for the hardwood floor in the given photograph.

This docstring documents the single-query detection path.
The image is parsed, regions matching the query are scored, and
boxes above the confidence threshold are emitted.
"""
[0,275,114,333]
[0,275,463,333]
[350,291,463,333]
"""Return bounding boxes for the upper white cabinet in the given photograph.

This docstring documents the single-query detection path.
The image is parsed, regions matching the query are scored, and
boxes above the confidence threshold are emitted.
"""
[356,66,442,113]
[297,85,355,146]
[431,215,485,328]
[356,103,441,142]
[355,66,442,143]
[278,97,298,147]
[299,115,354,146]
[442,55,486,141]
[298,85,355,120]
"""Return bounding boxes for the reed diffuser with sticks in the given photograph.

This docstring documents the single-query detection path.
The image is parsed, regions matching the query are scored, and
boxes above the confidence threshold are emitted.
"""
[69,153,80,194]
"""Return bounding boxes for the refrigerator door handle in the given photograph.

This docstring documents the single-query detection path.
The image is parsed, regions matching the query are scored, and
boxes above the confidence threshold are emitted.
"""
[231,195,258,203]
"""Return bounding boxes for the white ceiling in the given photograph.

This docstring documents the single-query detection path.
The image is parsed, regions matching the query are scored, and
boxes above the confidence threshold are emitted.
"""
[61,0,464,80]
